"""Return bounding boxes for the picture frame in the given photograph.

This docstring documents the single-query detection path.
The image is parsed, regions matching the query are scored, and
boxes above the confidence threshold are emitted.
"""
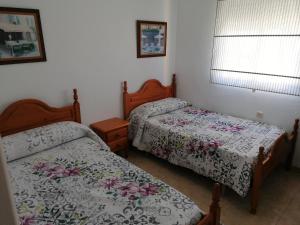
[136,20,167,58]
[0,7,46,65]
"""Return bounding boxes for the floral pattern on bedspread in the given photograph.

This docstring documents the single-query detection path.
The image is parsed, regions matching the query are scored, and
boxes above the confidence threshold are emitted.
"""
[8,137,202,225]
[129,99,284,197]
[3,121,107,162]
[129,98,190,147]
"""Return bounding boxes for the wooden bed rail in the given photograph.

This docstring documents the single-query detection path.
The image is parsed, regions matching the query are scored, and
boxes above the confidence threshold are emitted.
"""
[250,119,299,214]
[197,183,221,225]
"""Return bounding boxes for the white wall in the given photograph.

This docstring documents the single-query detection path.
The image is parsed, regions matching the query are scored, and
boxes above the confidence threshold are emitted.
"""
[1,0,299,166]
[175,0,300,167]
[0,0,178,124]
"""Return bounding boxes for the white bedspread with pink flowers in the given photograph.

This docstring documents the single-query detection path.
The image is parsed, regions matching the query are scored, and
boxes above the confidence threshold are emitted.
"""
[3,122,203,225]
[129,98,284,197]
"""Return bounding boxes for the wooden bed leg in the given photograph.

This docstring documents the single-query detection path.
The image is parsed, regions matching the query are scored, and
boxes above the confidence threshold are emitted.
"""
[196,183,221,225]
[210,183,221,225]
[250,147,264,214]
[286,119,299,170]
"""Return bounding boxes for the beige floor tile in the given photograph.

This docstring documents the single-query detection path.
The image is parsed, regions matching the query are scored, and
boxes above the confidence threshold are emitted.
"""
[276,187,300,225]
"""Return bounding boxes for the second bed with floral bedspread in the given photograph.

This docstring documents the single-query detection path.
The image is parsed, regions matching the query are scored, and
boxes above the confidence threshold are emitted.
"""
[3,122,203,225]
[129,98,284,197]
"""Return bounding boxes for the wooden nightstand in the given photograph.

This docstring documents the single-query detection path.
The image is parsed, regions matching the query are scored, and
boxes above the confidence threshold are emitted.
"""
[90,117,129,157]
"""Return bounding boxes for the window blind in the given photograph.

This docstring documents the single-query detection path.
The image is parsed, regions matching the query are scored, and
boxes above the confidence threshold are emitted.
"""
[210,0,300,96]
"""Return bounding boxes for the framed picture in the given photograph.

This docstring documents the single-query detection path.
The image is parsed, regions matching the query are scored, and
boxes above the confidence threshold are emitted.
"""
[136,20,167,58]
[0,7,46,65]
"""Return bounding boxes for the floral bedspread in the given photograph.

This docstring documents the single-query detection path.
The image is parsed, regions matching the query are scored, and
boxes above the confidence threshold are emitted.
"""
[129,98,284,197]
[5,122,203,225]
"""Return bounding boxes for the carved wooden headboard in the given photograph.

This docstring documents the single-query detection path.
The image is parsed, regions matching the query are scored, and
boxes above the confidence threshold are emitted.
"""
[0,89,81,137]
[123,74,176,119]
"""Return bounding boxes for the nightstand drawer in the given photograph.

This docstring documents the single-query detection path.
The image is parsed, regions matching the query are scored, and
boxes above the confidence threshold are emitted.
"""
[108,137,128,152]
[107,127,128,142]
[90,118,129,157]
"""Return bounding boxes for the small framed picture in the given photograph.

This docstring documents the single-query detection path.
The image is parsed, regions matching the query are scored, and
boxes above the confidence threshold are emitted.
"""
[0,7,46,65]
[136,20,167,58]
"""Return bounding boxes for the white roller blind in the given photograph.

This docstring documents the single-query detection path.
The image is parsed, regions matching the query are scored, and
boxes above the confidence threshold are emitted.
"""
[211,0,300,96]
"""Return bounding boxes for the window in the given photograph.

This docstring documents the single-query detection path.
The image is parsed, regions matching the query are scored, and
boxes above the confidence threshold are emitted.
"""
[210,0,300,96]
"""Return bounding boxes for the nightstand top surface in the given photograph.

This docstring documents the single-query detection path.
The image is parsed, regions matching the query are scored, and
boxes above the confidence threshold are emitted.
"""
[90,117,129,133]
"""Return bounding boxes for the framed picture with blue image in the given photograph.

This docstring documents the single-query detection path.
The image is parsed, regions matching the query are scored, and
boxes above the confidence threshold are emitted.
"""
[0,7,46,65]
[136,20,167,58]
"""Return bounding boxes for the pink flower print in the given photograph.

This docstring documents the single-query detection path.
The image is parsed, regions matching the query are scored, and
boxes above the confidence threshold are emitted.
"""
[228,125,244,133]
[187,139,204,154]
[159,118,191,127]
[187,139,222,156]
[128,195,136,201]
[101,178,120,190]
[33,162,49,172]
[151,148,170,159]
[33,161,81,179]
[20,215,34,225]
[210,122,245,133]
[184,108,212,116]
[63,167,81,177]
[208,140,221,149]
[47,165,65,178]
[209,125,218,130]
[160,118,175,126]
[139,183,158,196]
[176,119,191,127]
[119,183,140,197]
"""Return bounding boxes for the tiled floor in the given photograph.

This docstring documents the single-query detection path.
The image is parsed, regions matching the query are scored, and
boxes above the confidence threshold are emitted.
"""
[127,149,300,225]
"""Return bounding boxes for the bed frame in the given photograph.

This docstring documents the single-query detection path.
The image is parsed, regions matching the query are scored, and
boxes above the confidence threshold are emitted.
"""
[123,75,176,119]
[123,74,299,214]
[0,89,81,137]
[0,88,222,225]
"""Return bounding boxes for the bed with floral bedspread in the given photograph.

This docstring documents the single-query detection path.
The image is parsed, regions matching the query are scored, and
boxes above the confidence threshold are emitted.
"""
[2,122,203,225]
[129,98,284,197]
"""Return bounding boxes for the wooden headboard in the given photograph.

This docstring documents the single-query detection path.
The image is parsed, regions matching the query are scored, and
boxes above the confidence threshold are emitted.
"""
[0,89,81,137]
[123,74,176,119]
